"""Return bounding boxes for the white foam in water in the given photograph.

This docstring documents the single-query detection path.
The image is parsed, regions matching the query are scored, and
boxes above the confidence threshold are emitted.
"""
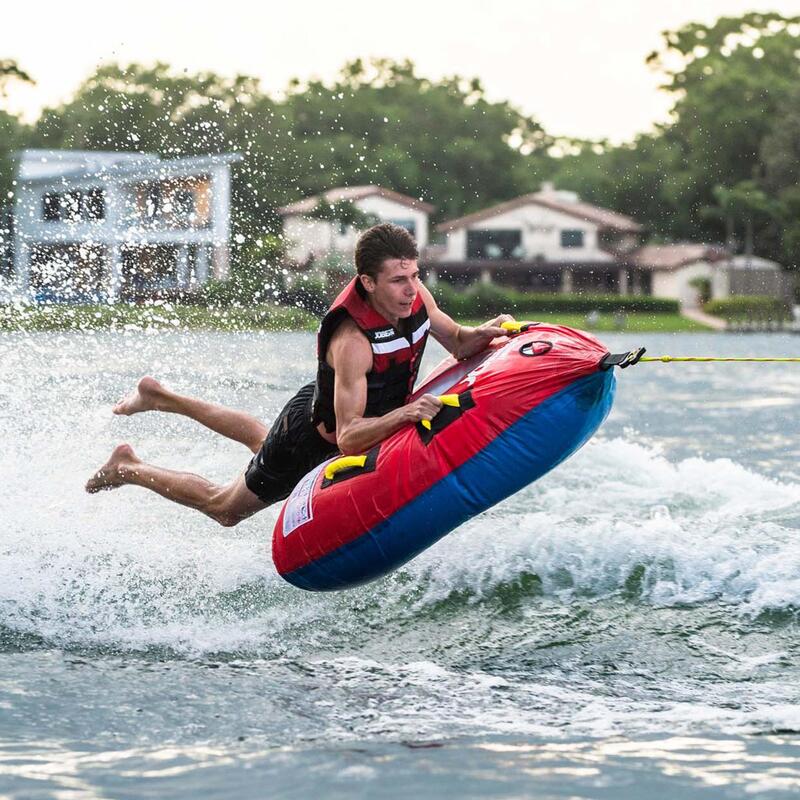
[399,437,800,616]
[2,333,800,654]
[5,431,798,653]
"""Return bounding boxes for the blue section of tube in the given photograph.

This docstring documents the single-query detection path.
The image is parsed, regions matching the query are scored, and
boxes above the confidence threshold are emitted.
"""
[285,369,616,591]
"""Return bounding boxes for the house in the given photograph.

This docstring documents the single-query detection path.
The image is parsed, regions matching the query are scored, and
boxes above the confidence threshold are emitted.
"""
[430,183,644,293]
[279,185,434,266]
[429,184,791,304]
[711,254,791,302]
[625,244,730,306]
[11,149,241,302]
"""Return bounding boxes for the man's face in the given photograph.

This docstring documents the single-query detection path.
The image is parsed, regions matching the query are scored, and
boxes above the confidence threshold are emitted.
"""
[361,258,419,321]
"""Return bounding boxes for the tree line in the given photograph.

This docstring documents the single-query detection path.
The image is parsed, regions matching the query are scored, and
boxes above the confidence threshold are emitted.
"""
[1,11,799,272]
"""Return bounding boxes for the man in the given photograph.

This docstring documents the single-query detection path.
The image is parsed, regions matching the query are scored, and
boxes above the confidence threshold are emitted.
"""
[85,223,513,525]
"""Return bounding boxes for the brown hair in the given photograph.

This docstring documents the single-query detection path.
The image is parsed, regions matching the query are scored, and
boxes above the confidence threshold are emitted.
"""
[355,223,418,280]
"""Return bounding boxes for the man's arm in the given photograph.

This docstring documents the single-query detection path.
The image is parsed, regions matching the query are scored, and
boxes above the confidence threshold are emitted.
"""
[417,282,515,360]
[331,320,443,455]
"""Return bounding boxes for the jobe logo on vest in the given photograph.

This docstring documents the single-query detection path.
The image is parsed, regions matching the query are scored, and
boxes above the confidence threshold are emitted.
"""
[373,329,395,340]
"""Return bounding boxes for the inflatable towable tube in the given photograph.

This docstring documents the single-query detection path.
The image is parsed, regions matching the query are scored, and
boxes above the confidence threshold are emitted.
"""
[272,324,617,591]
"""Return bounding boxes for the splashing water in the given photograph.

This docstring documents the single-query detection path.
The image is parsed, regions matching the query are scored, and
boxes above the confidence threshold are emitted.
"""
[1,330,800,799]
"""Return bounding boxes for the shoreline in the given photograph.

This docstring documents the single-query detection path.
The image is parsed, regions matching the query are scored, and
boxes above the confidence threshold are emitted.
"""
[0,302,320,333]
[0,302,712,333]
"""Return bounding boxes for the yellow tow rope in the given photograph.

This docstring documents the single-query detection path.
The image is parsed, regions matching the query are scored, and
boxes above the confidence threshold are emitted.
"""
[640,356,800,363]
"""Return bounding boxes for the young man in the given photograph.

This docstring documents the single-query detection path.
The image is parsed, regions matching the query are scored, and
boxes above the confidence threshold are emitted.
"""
[85,223,513,526]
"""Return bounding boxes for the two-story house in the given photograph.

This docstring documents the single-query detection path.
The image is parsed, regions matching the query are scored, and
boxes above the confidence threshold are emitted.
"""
[12,149,241,302]
[431,183,645,293]
[279,185,434,266]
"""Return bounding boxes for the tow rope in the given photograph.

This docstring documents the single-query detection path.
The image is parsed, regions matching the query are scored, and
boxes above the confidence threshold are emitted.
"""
[601,348,800,369]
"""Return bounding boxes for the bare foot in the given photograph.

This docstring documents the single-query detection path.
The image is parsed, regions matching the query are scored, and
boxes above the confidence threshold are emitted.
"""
[113,376,165,416]
[85,444,141,493]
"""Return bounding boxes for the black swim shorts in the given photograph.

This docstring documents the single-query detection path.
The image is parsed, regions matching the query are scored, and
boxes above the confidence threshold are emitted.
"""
[244,383,339,505]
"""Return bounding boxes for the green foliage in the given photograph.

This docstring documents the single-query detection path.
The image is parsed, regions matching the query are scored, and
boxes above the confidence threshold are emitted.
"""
[0,301,317,332]
[0,110,27,207]
[199,235,335,315]
[8,15,800,278]
[200,235,285,307]
[28,58,552,243]
[0,59,33,211]
[274,272,332,316]
[688,276,712,304]
[306,199,379,230]
[0,59,33,94]
[431,282,679,317]
[704,296,790,321]
[554,13,800,265]
[280,58,552,221]
[760,86,800,268]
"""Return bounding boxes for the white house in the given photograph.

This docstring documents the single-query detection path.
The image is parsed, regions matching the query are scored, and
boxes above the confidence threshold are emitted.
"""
[12,149,241,302]
[279,185,434,266]
[626,244,730,306]
[711,254,791,302]
[431,184,644,292]
[430,185,790,305]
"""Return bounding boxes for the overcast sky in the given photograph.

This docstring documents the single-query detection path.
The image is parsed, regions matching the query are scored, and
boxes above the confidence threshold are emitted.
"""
[2,1,799,142]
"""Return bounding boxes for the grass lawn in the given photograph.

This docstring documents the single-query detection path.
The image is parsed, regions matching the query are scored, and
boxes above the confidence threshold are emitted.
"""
[0,302,319,333]
[1,303,711,334]
[461,311,711,332]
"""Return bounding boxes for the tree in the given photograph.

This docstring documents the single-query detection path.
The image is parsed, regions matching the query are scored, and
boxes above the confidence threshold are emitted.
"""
[0,59,33,96]
[547,133,682,238]
[0,60,33,221]
[32,58,553,246]
[702,181,780,255]
[646,12,800,243]
[31,62,289,244]
[278,58,552,223]
[547,12,800,261]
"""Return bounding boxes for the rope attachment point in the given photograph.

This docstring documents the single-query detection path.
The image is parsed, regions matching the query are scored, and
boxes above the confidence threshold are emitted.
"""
[599,347,647,371]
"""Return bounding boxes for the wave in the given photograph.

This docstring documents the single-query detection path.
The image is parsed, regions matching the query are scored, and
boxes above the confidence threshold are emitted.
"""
[397,438,800,613]
[1,437,799,653]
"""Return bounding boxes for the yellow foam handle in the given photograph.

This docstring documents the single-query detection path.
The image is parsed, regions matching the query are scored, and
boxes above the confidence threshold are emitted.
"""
[500,321,535,334]
[421,394,461,429]
[324,455,367,481]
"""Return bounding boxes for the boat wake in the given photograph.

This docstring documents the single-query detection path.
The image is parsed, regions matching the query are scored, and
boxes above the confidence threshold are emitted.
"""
[1,436,798,654]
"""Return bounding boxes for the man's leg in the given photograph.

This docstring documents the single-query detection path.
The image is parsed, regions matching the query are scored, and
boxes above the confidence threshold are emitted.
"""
[85,444,267,526]
[114,376,268,454]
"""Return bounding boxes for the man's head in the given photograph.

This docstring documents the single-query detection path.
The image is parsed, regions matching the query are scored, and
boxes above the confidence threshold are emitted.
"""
[355,223,420,322]
[355,223,418,280]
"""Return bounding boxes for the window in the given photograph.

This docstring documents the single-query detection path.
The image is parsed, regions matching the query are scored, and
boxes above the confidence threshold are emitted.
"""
[62,192,83,222]
[144,184,163,219]
[121,245,179,298]
[86,188,105,221]
[42,189,105,223]
[43,193,61,221]
[173,189,195,219]
[561,229,584,248]
[467,230,523,260]
[390,219,416,238]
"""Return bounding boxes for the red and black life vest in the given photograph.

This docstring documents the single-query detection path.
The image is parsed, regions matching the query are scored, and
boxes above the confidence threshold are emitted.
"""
[312,277,430,433]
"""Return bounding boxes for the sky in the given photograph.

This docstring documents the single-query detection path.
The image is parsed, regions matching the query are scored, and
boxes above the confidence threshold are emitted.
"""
[2,0,800,143]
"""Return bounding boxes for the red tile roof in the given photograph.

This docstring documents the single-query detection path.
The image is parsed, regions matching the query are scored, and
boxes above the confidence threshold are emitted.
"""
[436,192,643,234]
[279,185,435,215]
[628,244,729,270]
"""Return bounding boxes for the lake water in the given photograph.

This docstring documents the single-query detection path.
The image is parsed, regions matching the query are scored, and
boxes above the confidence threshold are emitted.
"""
[1,328,799,799]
